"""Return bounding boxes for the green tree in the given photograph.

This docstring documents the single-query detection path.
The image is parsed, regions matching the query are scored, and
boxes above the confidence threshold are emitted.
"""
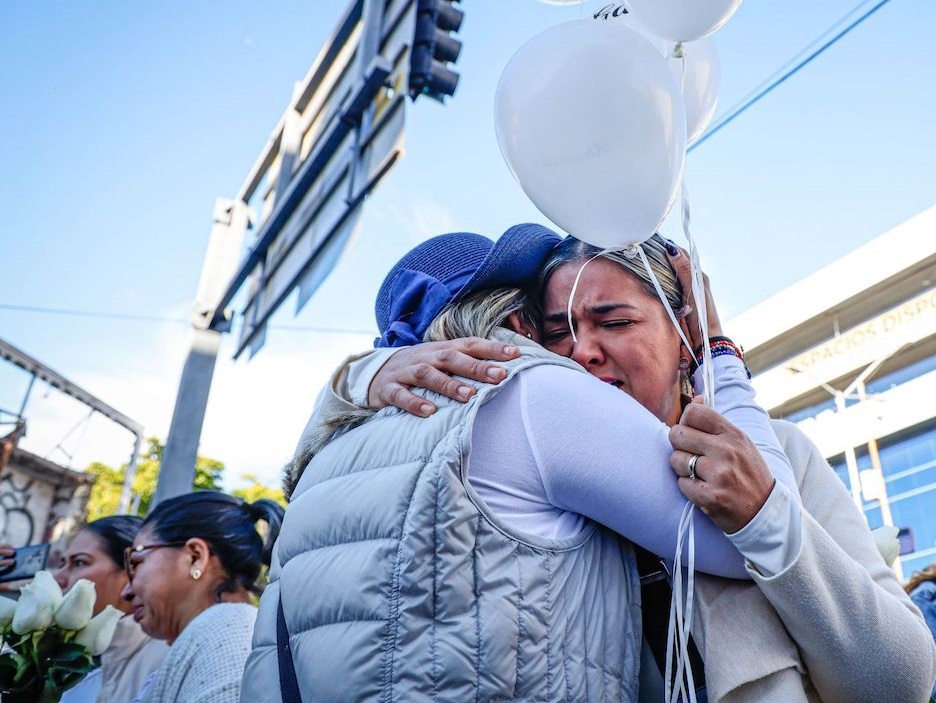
[85,437,225,519]
[231,473,286,507]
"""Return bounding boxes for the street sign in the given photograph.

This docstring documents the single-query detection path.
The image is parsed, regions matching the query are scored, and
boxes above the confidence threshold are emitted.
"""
[159,0,466,501]
[207,0,421,358]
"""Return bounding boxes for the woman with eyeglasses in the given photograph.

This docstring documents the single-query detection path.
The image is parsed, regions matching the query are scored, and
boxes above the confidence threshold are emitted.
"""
[51,516,169,703]
[121,491,283,703]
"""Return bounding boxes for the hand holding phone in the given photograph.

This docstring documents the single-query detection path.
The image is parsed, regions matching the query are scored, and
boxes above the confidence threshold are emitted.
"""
[0,543,50,584]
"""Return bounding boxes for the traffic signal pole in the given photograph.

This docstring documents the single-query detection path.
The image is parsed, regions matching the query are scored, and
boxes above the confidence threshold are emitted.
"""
[153,198,251,508]
[157,0,464,507]
[155,0,393,507]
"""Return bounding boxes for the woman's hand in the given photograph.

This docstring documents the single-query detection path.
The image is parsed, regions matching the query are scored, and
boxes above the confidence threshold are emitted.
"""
[0,544,14,570]
[0,544,16,591]
[668,399,775,534]
[665,241,723,352]
[367,338,521,417]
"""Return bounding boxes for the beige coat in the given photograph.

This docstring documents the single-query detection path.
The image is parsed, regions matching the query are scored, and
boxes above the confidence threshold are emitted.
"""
[694,420,936,702]
[98,614,167,703]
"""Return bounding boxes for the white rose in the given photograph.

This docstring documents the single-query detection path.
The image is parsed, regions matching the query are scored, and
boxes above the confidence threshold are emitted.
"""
[0,595,16,628]
[73,605,123,656]
[872,525,900,566]
[54,578,97,631]
[11,581,57,634]
[32,569,64,605]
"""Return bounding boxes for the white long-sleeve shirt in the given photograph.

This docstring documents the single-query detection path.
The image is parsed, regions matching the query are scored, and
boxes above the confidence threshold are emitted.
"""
[468,351,798,578]
[314,340,800,579]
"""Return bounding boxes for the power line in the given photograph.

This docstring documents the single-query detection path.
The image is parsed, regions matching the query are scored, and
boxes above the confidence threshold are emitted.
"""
[690,0,895,152]
[270,323,374,335]
[0,303,374,336]
[0,303,186,324]
[721,0,882,116]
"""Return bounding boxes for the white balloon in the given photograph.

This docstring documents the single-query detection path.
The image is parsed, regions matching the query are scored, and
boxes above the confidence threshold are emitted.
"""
[535,0,590,5]
[589,7,718,145]
[669,38,720,146]
[592,3,668,54]
[495,20,687,249]
[624,0,742,42]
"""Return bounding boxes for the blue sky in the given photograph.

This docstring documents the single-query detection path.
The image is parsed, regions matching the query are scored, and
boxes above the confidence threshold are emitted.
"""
[1,0,934,488]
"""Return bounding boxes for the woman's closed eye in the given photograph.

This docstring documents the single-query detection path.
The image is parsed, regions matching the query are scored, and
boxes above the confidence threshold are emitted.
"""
[601,319,635,329]
[543,327,571,344]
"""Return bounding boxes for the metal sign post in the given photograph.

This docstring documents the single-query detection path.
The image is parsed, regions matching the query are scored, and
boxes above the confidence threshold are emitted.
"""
[157,0,463,505]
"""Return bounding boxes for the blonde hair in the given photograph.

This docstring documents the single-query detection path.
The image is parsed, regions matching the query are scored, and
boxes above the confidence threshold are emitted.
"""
[423,287,533,342]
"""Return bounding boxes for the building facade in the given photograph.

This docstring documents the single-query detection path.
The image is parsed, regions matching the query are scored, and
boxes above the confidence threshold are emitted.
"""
[0,439,94,559]
[728,205,936,580]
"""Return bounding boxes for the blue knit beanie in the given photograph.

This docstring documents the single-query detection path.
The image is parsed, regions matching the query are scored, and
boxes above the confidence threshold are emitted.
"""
[374,223,562,347]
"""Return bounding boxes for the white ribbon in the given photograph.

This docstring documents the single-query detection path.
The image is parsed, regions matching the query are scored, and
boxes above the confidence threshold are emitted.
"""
[665,502,698,703]
[664,45,708,703]
[682,178,715,408]
[566,251,609,344]
[634,246,695,357]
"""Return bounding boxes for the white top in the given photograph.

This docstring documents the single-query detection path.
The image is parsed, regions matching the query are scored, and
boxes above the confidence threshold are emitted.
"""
[134,603,257,703]
[468,353,798,578]
[335,342,801,578]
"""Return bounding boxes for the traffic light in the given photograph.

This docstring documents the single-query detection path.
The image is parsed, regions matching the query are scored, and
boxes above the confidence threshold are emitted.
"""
[409,0,464,102]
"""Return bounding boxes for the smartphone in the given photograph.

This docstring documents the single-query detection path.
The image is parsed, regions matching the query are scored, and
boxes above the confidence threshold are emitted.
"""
[0,542,50,583]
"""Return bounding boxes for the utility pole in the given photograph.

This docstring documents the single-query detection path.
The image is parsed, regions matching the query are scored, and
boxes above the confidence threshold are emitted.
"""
[152,199,251,508]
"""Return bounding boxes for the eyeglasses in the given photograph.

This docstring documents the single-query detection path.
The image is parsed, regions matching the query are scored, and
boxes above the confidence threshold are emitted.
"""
[123,542,186,579]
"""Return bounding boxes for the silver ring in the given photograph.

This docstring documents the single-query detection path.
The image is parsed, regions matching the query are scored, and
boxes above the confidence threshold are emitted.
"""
[687,454,700,480]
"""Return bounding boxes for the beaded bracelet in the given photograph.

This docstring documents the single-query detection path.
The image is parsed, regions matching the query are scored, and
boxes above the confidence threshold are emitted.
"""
[694,336,751,379]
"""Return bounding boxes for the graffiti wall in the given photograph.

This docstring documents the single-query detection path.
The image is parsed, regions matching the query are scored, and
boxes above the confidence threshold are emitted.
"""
[0,447,94,550]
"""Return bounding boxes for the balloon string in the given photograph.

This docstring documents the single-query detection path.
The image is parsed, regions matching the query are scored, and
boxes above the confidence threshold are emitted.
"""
[681,180,715,407]
[675,42,686,90]
[635,246,694,357]
[665,502,698,703]
[566,250,609,344]
[669,60,704,696]
[674,42,715,407]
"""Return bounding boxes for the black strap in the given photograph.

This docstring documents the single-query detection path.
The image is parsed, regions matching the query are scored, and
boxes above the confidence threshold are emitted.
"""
[635,546,706,691]
[277,596,303,703]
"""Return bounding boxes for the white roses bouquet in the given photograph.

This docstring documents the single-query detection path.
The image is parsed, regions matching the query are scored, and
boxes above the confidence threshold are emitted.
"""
[0,570,122,703]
